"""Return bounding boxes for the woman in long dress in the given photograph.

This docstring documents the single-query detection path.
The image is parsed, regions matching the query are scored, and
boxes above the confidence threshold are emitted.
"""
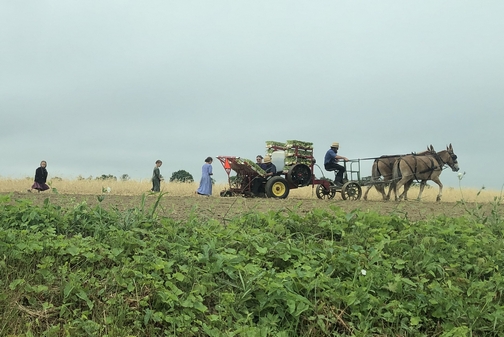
[196,157,213,196]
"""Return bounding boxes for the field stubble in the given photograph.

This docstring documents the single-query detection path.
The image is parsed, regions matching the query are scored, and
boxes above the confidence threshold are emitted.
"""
[2,178,502,222]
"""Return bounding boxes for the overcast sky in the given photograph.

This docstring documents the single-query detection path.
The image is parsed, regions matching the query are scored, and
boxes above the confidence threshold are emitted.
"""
[1,1,503,191]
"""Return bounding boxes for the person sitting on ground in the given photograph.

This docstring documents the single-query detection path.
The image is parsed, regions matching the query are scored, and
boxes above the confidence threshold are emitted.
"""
[252,155,277,196]
[324,142,348,186]
[28,160,50,193]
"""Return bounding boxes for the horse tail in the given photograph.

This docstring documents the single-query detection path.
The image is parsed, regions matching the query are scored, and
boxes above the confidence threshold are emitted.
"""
[371,160,380,180]
[392,158,402,181]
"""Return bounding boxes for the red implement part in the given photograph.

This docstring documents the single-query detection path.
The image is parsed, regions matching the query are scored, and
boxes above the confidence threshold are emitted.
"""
[216,156,265,196]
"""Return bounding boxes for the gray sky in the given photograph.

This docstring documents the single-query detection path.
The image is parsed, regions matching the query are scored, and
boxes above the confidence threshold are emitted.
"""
[1,1,503,191]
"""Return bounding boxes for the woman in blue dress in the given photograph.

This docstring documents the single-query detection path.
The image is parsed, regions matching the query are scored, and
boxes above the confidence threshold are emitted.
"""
[196,157,213,196]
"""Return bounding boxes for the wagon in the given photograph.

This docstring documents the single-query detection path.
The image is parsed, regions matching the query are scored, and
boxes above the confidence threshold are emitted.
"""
[216,141,371,200]
[313,159,384,201]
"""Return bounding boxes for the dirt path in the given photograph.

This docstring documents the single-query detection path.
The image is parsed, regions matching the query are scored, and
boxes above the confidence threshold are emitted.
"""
[5,192,502,222]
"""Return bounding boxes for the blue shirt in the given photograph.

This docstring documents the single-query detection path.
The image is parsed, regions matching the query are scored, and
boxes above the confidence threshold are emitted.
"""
[324,148,337,165]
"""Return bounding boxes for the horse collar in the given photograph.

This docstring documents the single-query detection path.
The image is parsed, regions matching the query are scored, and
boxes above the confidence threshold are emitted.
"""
[432,152,445,166]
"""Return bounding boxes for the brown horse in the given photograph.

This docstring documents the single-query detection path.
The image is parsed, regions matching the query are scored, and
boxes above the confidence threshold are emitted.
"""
[393,144,459,202]
[363,146,435,201]
[363,155,401,200]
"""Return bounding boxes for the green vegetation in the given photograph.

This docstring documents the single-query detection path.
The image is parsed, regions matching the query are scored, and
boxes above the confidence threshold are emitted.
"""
[170,170,194,183]
[1,194,503,336]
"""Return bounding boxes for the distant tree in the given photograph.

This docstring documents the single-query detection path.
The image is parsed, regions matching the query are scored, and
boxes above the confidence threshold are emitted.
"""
[96,174,117,181]
[170,170,194,183]
[120,174,130,181]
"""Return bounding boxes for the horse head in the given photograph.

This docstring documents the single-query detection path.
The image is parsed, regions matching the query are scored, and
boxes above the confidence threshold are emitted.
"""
[440,143,459,172]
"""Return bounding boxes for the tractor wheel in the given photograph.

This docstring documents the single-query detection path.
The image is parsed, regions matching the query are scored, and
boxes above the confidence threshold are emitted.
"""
[287,164,312,187]
[265,176,290,199]
[341,182,362,201]
[316,183,336,200]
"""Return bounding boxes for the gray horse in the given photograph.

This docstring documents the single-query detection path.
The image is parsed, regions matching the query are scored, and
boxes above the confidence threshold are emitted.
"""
[393,144,459,202]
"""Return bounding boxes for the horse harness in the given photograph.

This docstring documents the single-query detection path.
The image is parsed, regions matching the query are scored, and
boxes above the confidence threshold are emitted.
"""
[398,152,446,182]
[375,156,400,178]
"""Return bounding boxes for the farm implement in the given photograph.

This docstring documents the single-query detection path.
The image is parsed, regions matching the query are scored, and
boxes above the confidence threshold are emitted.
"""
[217,140,369,200]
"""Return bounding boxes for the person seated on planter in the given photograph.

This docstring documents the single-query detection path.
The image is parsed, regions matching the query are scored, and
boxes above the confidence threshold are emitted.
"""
[252,155,277,196]
[256,155,267,170]
[324,142,348,187]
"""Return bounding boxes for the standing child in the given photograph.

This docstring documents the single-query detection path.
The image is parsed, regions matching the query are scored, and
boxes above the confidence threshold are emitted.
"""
[196,157,213,196]
[151,160,163,192]
[29,160,50,192]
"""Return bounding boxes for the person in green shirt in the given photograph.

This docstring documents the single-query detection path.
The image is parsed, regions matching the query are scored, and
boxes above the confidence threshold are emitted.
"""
[151,160,163,192]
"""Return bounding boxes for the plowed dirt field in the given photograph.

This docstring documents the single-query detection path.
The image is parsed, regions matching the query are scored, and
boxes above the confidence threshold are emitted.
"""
[6,192,503,222]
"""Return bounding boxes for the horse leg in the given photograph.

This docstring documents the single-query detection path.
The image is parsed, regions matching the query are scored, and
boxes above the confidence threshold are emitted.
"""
[383,181,395,201]
[376,183,387,200]
[383,182,392,201]
[394,177,409,201]
[383,175,394,201]
[430,177,443,202]
[416,180,427,201]
[363,185,371,200]
[365,162,385,201]
[402,180,413,201]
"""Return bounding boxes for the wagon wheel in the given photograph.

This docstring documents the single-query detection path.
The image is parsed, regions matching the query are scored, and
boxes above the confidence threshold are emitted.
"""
[265,176,290,199]
[316,183,336,200]
[341,182,362,201]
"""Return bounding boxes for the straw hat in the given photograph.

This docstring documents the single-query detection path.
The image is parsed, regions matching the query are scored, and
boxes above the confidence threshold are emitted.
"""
[331,142,339,148]
[263,156,272,163]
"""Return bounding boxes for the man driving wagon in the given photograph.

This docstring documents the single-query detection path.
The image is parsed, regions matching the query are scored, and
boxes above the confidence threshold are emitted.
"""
[324,142,349,187]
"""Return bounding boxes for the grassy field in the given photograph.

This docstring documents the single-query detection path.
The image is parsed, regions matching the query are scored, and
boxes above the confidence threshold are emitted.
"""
[1,178,501,203]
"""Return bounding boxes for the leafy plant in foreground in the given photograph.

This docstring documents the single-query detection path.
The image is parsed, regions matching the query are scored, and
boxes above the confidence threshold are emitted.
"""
[1,194,504,336]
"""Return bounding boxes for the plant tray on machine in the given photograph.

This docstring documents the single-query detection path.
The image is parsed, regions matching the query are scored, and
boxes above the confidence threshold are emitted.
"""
[285,148,314,157]
[235,158,266,175]
[284,158,313,166]
[285,140,313,149]
[265,141,286,149]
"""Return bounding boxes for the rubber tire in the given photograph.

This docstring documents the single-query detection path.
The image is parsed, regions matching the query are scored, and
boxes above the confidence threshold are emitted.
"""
[316,183,336,200]
[341,182,362,201]
[265,176,290,199]
[287,164,312,187]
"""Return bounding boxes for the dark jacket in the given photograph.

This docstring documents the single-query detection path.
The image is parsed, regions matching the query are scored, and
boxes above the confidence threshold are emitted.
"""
[34,167,48,184]
[264,163,277,175]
